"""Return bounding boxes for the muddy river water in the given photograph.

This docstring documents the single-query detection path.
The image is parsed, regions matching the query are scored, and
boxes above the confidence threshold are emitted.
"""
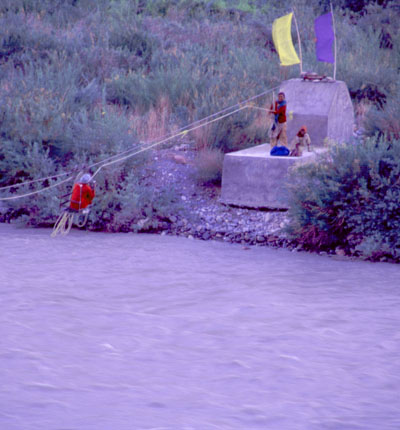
[0,224,399,430]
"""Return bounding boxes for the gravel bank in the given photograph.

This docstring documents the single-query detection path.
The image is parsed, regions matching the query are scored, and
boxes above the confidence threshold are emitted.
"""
[143,144,292,249]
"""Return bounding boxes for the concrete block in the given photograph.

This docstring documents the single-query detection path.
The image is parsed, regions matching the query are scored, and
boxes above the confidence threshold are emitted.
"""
[221,144,318,209]
[279,79,354,147]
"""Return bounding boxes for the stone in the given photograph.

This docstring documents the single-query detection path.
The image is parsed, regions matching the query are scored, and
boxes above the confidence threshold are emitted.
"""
[137,217,149,228]
[171,154,188,164]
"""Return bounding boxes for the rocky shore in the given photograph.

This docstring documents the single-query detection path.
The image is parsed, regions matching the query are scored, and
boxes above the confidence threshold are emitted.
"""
[143,144,294,250]
[0,142,292,250]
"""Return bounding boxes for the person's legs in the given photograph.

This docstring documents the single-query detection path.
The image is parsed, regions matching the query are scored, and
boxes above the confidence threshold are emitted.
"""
[278,122,287,146]
[270,125,278,147]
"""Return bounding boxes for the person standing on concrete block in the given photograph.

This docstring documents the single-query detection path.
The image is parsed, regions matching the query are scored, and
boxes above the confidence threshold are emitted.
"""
[289,125,312,156]
[270,92,288,148]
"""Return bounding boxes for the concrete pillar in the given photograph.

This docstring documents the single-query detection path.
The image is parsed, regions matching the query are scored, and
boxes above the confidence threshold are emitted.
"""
[279,78,354,147]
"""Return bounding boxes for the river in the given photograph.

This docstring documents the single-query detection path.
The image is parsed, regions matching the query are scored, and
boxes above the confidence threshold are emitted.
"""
[0,224,399,430]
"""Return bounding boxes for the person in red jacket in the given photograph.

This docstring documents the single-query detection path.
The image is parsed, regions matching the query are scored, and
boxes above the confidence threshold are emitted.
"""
[69,173,95,212]
[270,92,288,148]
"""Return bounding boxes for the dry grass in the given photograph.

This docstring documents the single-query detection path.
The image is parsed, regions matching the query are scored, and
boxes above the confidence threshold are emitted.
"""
[128,96,171,142]
[354,100,372,129]
[191,123,214,150]
[193,147,225,185]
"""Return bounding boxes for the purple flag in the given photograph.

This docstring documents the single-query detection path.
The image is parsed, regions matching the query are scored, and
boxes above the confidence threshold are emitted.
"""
[314,12,335,63]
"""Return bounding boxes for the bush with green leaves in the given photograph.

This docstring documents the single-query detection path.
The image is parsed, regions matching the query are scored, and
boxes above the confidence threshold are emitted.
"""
[1,146,182,232]
[83,166,183,233]
[0,141,60,222]
[364,87,400,139]
[286,136,400,261]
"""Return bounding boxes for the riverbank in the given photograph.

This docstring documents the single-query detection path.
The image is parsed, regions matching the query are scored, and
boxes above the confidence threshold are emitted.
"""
[0,143,290,249]
[121,142,399,263]
[0,142,366,259]
[0,140,385,262]
[135,143,295,250]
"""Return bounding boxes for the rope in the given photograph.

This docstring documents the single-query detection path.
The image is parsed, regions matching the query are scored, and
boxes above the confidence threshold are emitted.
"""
[0,171,71,191]
[51,211,74,237]
[51,208,90,237]
[76,210,89,228]
[0,175,74,201]
[0,85,280,200]
[91,104,250,179]
[247,105,294,119]
[83,84,281,172]
[59,84,281,179]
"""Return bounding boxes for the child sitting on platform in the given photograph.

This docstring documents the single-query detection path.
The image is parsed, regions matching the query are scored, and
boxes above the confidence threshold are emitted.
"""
[290,126,312,157]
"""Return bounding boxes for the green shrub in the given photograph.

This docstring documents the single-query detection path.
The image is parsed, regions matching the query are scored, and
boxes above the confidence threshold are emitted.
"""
[87,167,182,232]
[106,73,153,109]
[109,29,154,65]
[0,56,79,171]
[0,141,65,225]
[1,152,182,232]
[364,87,400,139]
[338,24,396,106]
[286,136,400,261]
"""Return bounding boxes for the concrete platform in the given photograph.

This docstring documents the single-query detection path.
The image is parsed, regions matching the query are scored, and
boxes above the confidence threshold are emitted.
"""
[221,144,318,209]
[221,79,354,209]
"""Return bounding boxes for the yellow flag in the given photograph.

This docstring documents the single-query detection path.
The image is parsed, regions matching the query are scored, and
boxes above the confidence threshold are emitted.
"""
[272,13,300,66]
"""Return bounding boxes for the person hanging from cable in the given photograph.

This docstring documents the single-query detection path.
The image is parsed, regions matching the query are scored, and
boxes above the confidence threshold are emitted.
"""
[52,173,96,237]
[269,92,288,148]
[69,173,95,212]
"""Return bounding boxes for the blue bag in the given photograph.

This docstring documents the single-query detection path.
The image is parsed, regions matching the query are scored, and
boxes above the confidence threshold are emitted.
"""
[270,145,290,156]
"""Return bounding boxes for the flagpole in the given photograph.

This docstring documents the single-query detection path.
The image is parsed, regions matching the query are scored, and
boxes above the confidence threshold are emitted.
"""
[292,8,303,75]
[330,2,337,80]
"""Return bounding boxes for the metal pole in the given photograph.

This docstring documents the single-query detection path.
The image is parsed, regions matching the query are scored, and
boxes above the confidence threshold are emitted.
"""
[330,2,337,80]
[292,8,303,75]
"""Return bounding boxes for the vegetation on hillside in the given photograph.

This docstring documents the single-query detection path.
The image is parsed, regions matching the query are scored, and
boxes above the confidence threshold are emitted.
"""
[0,0,399,255]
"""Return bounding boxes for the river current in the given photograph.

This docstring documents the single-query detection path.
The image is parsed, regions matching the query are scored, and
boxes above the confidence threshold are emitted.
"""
[0,224,399,430]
